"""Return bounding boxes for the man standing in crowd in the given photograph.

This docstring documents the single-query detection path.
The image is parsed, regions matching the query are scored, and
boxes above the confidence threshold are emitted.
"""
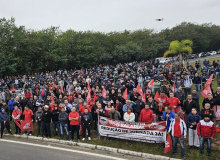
[0,108,13,138]
[167,92,181,113]
[187,108,201,149]
[23,106,33,136]
[162,106,175,131]
[35,107,43,137]
[168,113,187,159]
[183,94,199,116]
[69,107,80,142]
[12,105,21,134]
[42,105,52,138]
[59,107,69,140]
[139,104,154,123]
[197,114,216,156]
[81,108,92,141]
[52,105,60,136]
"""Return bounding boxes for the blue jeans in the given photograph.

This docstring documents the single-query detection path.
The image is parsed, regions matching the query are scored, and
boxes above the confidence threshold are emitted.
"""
[172,137,185,157]
[60,123,69,140]
[43,123,51,137]
[52,121,60,135]
[200,137,212,154]
[194,84,201,94]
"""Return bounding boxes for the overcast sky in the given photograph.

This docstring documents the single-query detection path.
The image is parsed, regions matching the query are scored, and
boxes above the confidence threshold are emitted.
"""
[1,0,220,32]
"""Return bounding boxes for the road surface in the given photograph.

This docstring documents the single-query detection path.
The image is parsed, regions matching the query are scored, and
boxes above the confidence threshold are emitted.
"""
[188,54,220,63]
[0,137,146,160]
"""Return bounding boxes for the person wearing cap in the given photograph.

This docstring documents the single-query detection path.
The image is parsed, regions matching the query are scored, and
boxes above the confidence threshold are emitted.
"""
[197,114,216,156]
[42,105,52,138]
[23,106,34,136]
[0,108,13,138]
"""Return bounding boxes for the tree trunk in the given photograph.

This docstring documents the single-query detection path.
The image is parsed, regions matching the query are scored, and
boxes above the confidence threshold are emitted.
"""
[179,53,183,67]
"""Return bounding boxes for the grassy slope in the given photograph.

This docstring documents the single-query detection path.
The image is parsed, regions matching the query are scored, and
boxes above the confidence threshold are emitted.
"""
[6,56,220,160]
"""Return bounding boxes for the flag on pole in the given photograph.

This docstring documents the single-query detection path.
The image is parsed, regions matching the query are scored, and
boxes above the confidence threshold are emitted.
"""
[164,134,172,153]
[102,87,107,98]
[148,80,154,89]
[15,121,33,131]
[86,91,91,103]
[87,83,91,92]
[137,84,143,96]
[201,85,212,98]
[172,83,175,93]
[205,74,213,87]
[122,88,128,100]
[154,91,161,103]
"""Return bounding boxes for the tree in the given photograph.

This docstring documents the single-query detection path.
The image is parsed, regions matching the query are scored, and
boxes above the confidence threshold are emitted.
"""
[163,40,193,67]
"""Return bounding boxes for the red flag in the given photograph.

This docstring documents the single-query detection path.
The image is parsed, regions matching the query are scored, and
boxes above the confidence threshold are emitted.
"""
[87,83,91,92]
[122,88,128,100]
[164,134,172,153]
[205,74,213,87]
[148,80,154,89]
[86,91,91,103]
[172,83,175,93]
[94,92,97,101]
[142,92,146,103]
[102,87,107,98]
[15,120,33,131]
[154,91,161,103]
[201,85,212,98]
[137,84,143,96]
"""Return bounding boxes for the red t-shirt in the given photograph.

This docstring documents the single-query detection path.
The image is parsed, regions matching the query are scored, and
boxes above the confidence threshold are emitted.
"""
[23,109,33,121]
[69,111,80,125]
[174,120,181,137]
[12,110,21,122]
[167,97,181,113]
[79,106,91,114]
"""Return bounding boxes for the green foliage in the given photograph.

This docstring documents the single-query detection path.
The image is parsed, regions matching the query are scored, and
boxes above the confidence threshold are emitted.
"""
[1,18,220,76]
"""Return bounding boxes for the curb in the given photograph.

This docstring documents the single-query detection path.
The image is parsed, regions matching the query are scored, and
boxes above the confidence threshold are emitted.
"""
[4,134,180,160]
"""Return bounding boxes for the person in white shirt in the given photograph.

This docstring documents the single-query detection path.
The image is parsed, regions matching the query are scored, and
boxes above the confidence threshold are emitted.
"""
[123,108,135,122]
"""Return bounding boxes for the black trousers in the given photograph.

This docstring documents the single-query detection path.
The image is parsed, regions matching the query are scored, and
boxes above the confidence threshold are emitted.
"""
[37,122,43,136]
[14,121,21,133]
[1,121,11,138]
[70,125,80,140]
[82,124,91,138]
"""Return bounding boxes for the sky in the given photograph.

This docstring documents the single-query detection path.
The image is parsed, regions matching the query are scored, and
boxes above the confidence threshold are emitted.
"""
[1,0,220,32]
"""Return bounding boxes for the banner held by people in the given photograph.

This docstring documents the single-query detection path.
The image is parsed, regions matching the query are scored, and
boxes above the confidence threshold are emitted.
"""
[98,116,166,143]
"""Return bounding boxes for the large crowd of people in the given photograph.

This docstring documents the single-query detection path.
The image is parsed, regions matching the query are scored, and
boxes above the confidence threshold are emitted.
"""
[0,58,220,159]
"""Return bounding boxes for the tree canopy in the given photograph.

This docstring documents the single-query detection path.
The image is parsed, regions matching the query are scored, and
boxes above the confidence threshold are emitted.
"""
[1,18,220,76]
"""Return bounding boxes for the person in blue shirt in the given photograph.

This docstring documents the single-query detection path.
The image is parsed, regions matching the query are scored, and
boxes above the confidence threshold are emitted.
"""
[0,108,13,138]
[8,97,15,121]
[162,106,175,131]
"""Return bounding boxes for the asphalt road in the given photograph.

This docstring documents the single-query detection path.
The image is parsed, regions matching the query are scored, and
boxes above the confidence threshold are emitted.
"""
[188,54,220,63]
[0,138,146,160]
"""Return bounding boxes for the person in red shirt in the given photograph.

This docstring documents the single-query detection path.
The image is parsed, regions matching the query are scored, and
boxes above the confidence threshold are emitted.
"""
[79,102,91,114]
[12,105,21,134]
[69,107,80,142]
[25,89,31,100]
[158,91,168,107]
[23,106,34,136]
[167,92,181,113]
[168,113,187,159]
[139,104,154,123]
